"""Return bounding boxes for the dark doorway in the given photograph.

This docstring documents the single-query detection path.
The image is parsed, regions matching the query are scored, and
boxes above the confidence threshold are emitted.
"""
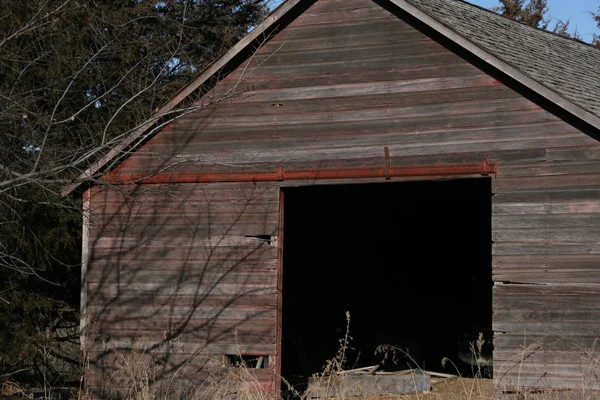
[281,178,492,389]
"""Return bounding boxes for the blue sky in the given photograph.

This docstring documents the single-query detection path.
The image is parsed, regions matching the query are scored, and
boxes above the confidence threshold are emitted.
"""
[470,0,598,42]
[267,0,599,43]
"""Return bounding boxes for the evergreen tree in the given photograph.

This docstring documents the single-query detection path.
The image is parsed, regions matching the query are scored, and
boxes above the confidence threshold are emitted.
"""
[493,0,592,43]
[494,0,550,28]
[0,0,267,387]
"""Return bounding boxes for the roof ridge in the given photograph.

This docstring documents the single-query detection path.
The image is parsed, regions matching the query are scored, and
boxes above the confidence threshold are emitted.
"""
[444,0,599,50]
[400,0,600,121]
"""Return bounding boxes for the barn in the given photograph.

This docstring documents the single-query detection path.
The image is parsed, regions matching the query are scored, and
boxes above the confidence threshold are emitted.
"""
[65,0,600,397]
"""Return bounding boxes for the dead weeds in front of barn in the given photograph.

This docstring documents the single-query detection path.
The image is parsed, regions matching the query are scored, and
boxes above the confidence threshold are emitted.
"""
[57,313,600,400]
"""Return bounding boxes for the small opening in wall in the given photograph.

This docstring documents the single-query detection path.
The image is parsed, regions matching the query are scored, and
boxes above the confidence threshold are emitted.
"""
[224,354,269,369]
[245,234,274,245]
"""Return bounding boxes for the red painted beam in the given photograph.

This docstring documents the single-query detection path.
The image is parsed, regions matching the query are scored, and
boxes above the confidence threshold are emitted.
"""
[104,160,497,184]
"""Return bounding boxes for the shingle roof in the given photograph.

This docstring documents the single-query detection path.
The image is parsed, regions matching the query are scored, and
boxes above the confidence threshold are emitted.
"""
[405,0,600,120]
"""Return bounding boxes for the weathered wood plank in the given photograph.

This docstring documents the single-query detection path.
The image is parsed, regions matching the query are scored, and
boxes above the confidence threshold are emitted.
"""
[91,235,277,249]
[494,243,600,255]
[493,214,600,229]
[263,29,428,52]
[87,270,278,285]
[494,322,600,336]
[493,227,600,242]
[91,212,279,227]
[89,293,277,310]
[494,351,599,374]
[191,98,538,129]
[89,260,277,274]
[494,365,594,384]
[185,85,523,120]
[286,14,394,30]
[89,305,276,321]
[253,39,446,65]
[493,271,600,284]
[499,161,600,178]
[223,75,499,103]
[225,51,465,78]
[299,7,393,25]
[91,203,280,218]
[493,200,600,215]
[90,317,276,333]
[493,188,600,203]
[272,19,410,40]
[90,223,278,238]
[493,284,600,319]
[493,173,600,191]
[495,283,600,301]
[494,252,595,283]
[494,309,600,325]
[301,0,383,13]
[90,184,280,201]
[89,282,276,296]
[223,62,482,92]
[546,147,600,161]
[90,245,277,261]
[494,254,600,268]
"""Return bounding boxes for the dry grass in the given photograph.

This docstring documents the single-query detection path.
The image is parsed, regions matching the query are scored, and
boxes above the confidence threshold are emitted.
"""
[1,381,28,396]
[195,367,279,400]
[67,314,600,400]
[298,312,494,400]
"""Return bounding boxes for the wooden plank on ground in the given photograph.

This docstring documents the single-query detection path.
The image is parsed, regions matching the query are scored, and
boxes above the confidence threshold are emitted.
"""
[306,371,431,397]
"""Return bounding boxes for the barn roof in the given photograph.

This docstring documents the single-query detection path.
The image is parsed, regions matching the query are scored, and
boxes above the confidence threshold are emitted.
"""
[403,0,600,122]
[63,0,600,195]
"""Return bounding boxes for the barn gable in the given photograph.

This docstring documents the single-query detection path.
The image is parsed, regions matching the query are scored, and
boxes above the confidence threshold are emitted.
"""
[79,0,600,396]
[404,0,600,122]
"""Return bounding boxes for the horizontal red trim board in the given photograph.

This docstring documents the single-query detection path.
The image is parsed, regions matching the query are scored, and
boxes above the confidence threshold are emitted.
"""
[103,160,497,184]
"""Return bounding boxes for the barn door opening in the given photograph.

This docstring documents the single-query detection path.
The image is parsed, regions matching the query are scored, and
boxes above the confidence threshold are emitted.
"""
[280,178,492,394]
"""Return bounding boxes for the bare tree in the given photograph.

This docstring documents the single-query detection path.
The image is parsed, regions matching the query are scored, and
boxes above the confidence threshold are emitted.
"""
[0,0,270,387]
[551,19,583,40]
[593,4,600,47]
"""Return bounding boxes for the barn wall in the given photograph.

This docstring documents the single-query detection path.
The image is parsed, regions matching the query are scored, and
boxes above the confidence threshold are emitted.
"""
[85,182,280,396]
[91,0,600,393]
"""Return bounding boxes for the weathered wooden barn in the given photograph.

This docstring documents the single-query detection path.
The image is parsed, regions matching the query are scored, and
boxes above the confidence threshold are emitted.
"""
[66,0,600,397]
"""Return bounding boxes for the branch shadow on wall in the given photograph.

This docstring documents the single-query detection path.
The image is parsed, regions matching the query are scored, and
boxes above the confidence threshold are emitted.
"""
[84,178,280,398]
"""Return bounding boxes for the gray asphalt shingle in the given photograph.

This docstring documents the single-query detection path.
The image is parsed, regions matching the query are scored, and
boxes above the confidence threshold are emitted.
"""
[405,0,600,120]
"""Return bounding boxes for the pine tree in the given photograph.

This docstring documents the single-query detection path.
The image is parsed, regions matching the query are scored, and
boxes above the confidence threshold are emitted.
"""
[0,0,267,386]
[494,0,549,29]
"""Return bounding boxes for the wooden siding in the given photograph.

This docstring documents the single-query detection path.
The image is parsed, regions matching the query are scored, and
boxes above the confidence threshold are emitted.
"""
[85,183,280,395]
[88,0,600,394]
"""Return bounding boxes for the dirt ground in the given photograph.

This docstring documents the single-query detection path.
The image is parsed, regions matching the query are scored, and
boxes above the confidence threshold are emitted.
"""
[328,377,495,400]
[400,377,494,399]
